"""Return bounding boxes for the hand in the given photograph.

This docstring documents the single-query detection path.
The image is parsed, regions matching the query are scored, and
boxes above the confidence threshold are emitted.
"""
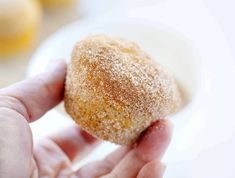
[0,61,173,178]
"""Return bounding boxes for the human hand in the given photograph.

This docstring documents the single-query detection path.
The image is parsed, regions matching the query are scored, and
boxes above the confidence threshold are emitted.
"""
[0,61,173,178]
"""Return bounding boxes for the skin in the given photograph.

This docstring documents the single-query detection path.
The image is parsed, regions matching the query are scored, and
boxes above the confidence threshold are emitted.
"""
[0,61,173,178]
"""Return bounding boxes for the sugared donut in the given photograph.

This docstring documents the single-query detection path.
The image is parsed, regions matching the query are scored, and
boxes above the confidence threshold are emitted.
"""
[65,35,181,145]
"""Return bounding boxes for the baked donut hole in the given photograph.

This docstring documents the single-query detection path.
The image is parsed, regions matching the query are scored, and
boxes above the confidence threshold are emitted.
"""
[65,35,181,145]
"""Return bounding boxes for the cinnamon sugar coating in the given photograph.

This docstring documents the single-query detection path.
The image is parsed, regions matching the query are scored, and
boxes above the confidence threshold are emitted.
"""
[65,35,181,145]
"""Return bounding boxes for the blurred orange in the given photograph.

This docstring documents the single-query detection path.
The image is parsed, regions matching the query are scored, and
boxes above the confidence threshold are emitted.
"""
[0,0,42,58]
[40,0,76,9]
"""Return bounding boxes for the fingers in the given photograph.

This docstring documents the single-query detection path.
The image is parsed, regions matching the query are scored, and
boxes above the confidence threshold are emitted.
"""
[49,125,98,161]
[0,108,33,178]
[100,151,145,178]
[34,126,99,178]
[30,158,39,178]
[0,60,66,122]
[100,119,173,178]
[34,139,74,178]
[137,161,166,178]
[76,119,172,178]
[76,146,130,178]
[136,119,173,162]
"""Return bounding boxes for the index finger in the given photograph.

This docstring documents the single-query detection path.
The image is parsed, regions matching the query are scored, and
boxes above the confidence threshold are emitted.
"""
[0,60,66,122]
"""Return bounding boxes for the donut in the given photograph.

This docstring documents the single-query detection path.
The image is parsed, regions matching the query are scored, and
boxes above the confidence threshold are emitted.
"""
[65,35,181,145]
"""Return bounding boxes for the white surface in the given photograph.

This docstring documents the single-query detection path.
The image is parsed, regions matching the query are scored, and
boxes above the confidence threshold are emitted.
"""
[29,0,235,177]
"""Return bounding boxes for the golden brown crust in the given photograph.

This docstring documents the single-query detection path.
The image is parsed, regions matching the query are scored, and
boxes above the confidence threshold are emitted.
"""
[65,35,181,145]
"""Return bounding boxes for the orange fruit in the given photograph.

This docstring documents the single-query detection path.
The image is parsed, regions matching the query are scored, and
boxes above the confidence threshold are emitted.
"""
[0,0,42,57]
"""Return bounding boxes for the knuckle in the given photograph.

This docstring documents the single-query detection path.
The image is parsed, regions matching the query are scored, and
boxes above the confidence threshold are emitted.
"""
[0,95,29,120]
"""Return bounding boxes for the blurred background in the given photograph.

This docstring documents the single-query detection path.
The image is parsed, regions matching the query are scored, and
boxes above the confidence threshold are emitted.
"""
[0,0,122,87]
[0,0,234,87]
